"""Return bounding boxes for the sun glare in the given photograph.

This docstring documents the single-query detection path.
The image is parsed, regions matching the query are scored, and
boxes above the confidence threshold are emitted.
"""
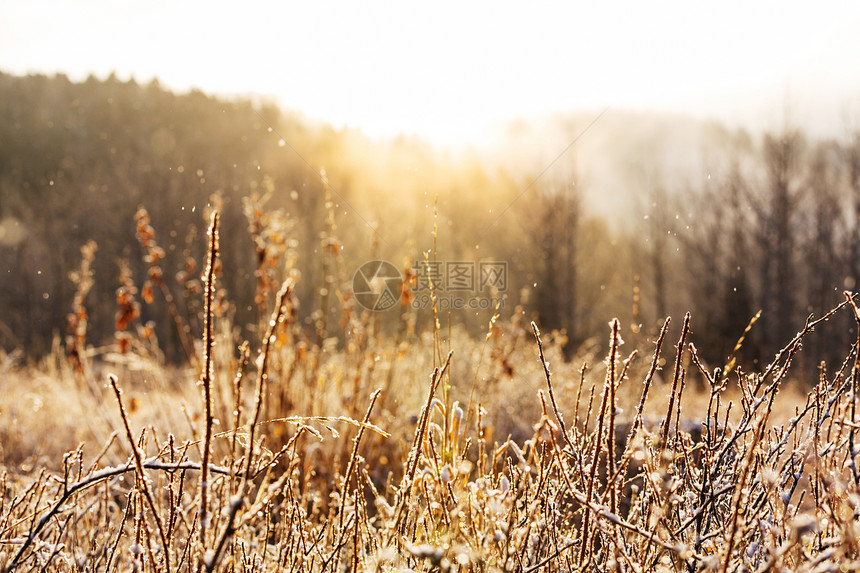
[2,1,859,144]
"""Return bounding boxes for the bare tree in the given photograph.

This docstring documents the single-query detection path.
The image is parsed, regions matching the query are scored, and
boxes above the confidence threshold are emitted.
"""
[520,172,581,352]
[848,133,860,289]
[804,140,847,368]
[753,129,806,357]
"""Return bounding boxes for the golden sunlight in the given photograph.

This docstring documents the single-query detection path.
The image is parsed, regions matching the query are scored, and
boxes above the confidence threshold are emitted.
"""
[1,0,858,144]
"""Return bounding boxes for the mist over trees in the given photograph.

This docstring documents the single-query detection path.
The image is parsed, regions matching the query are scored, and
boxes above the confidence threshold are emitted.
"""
[1,71,858,377]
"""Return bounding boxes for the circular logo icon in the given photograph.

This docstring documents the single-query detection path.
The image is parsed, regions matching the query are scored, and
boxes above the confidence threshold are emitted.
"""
[353,260,402,311]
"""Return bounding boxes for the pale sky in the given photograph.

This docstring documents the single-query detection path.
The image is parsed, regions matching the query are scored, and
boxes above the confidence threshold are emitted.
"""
[2,0,859,144]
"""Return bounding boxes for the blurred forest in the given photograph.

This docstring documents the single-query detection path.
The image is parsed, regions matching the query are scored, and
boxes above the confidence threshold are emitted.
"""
[1,71,859,376]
